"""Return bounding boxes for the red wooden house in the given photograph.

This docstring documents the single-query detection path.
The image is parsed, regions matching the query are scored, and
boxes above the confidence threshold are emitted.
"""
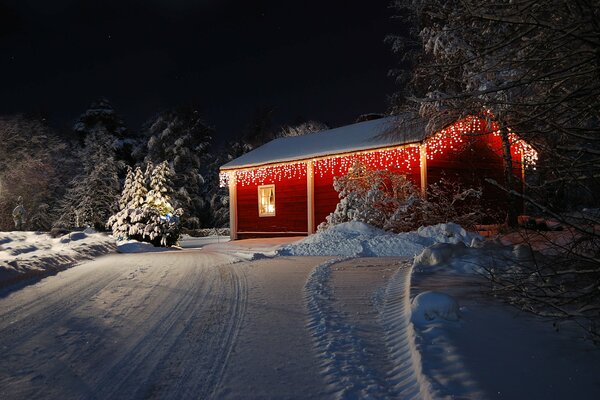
[220,115,536,239]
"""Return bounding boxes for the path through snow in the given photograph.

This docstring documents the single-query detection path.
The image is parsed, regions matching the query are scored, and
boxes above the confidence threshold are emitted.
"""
[304,257,433,399]
[1,243,433,399]
[0,250,245,399]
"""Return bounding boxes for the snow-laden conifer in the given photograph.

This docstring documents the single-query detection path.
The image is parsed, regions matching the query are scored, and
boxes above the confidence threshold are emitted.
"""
[145,161,175,216]
[107,162,182,247]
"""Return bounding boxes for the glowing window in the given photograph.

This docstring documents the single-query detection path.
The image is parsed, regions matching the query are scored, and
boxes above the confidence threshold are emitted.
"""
[258,184,276,217]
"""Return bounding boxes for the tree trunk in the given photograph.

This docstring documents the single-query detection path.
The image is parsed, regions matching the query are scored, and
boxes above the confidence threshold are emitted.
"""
[499,124,519,228]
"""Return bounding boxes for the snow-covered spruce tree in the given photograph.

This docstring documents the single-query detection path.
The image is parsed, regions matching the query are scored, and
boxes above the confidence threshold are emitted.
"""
[141,108,213,229]
[72,97,144,166]
[107,162,182,247]
[106,166,147,241]
[55,131,122,230]
[138,161,182,247]
[204,138,254,228]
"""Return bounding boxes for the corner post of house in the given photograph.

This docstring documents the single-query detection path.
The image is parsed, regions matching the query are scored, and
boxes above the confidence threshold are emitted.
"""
[306,160,315,234]
[419,143,428,198]
[228,170,238,240]
[520,148,526,186]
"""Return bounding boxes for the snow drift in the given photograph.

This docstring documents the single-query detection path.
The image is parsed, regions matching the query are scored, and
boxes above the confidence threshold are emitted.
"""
[278,221,481,257]
[0,230,115,287]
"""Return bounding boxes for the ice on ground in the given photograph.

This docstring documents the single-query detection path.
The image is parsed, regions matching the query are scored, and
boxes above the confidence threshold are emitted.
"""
[279,221,481,257]
[411,291,460,326]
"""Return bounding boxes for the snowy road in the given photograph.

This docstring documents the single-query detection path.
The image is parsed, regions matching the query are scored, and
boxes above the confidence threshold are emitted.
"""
[0,250,429,399]
[0,250,247,399]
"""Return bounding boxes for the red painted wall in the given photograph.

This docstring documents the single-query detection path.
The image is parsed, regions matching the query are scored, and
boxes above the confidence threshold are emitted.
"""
[236,167,308,235]
[426,130,524,218]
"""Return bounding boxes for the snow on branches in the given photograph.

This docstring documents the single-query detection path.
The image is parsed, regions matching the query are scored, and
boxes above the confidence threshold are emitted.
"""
[319,161,485,233]
[107,161,183,247]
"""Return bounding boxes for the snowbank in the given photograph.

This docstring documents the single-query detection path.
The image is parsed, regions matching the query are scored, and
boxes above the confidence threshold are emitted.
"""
[278,221,481,257]
[0,230,115,287]
[413,237,532,275]
[411,291,460,326]
[116,240,173,253]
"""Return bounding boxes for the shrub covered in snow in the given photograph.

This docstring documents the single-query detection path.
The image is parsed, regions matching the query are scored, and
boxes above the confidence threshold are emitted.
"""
[319,162,487,233]
[318,161,419,232]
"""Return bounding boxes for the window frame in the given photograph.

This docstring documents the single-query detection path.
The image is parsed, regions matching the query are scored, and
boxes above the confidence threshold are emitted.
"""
[257,184,276,217]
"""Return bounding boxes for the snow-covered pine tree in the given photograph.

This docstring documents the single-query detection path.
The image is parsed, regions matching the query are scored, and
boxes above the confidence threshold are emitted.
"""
[107,162,182,246]
[142,108,213,229]
[204,138,254,228]
[130,167,148,209]
[140,161,182,246]
[107,166,149,240]
[146,161,175,216]
[55,131,122,230]
[119,167,134,209]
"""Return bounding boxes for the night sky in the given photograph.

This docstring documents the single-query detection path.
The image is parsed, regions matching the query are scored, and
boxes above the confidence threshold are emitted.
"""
[0,0,399,139]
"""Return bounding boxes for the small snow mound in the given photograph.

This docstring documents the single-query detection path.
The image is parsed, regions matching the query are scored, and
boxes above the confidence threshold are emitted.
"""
[116,240,171,253]
[414,242,468,267]
[417,223,482,246]
[59,232,88,243]
[411,291,460,326]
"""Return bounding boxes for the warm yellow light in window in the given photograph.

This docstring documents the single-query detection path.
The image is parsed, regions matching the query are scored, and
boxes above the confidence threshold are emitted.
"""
[258,184,276,217]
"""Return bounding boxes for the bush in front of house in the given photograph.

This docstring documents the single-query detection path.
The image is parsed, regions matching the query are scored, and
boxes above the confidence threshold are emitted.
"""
[319,161,485,233]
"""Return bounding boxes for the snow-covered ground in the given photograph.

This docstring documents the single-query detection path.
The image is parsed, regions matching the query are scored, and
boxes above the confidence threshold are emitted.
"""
[1,222,599,399]
[0,230,115,288]
[276,222,600,399]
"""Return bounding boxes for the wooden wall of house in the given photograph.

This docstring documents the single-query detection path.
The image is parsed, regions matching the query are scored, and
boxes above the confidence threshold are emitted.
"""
[313,148,422,228]
[236,173,308,237]
[426,133,524,219]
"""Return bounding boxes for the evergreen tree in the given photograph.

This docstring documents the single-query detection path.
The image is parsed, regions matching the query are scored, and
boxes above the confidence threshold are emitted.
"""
[145,161,176,216]
[142,107,214,229]
[55,131,122,230]
[205,138,254,228]
[119,167,135,209]
[107,161,182,247]
[276,120,329,138]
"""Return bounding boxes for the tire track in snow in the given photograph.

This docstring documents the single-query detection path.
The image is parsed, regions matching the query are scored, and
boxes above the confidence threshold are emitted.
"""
[92,253,248,400]
[380,263,434,400]
[0,251,248,400]
[304,258,434,400]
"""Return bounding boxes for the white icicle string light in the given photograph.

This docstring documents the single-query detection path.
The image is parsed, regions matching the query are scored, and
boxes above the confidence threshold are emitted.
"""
[313,146,419,178]
[423,116,538,167]
[218,119,538,188]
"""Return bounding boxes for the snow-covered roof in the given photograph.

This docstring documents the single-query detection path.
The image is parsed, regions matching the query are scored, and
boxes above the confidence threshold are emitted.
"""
[221,115,428,170]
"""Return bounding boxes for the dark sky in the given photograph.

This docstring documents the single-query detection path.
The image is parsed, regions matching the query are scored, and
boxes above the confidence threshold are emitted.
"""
[0,0,399,139]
